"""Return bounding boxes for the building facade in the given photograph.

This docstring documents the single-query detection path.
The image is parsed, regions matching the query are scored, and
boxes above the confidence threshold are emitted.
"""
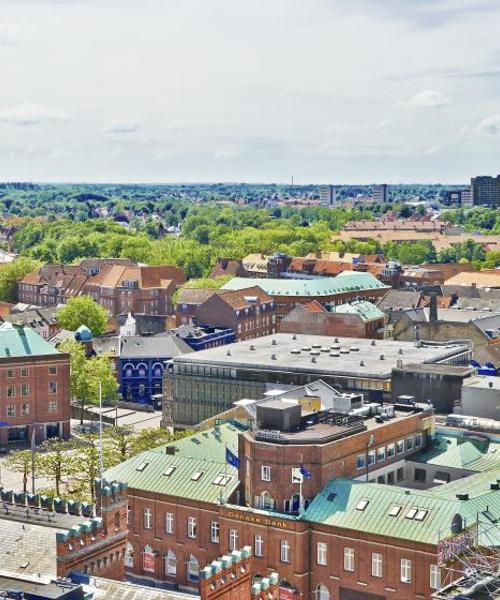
[471,175,500,207]
[0,323,71,446]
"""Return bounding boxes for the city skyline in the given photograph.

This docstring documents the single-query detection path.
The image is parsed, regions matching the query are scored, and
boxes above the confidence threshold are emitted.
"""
[1,0,500,183]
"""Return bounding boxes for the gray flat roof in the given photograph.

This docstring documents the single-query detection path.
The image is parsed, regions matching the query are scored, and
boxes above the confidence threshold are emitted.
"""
[174,333,470,380]
[463,376,500,390]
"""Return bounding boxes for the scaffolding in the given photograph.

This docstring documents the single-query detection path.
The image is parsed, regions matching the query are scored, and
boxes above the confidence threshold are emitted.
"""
[434,517,500,599]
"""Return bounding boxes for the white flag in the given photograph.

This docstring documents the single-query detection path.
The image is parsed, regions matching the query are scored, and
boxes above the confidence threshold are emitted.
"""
[292,468,303,484]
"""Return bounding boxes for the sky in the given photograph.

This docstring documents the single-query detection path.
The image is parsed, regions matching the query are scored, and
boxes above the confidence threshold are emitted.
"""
[1,0,500,184]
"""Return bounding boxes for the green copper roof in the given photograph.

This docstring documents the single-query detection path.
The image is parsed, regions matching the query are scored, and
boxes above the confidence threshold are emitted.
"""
[304,477,500,546]
[104,423,245,505]
[0,323,60,358]
[221,272,387,297]
[329,300,385,322]
[413,435,500,473]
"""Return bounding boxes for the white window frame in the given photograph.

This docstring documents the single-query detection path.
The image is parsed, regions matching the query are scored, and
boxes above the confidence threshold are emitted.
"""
[143,507,152,530]
[187,516,197,539]
[261,465,271,481]
[430,564,441,590]
[344,547,355,572]
[165,512,174,534]
[401,558,412,583]
[165,551,176,577]
[317,541,328,566]
[255,534,264,557]
[229,528,238,551]
[210,521,220,543]
[280,539,290,563]
[372,552,383,578]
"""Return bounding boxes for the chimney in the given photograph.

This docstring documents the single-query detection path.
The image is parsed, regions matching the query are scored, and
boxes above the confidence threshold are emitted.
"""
[429,293,438,323]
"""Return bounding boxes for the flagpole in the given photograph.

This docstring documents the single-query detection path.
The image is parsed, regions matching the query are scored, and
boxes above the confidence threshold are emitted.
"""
[31,426,36,494]
[98,381,103,480]
[299,475,303,514]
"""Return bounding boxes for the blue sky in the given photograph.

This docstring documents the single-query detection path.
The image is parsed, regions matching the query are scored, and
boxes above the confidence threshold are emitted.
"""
[0,0,499,184]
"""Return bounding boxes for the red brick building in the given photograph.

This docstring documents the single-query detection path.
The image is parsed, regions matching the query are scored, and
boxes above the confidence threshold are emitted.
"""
[0,479,127,581]
[106,399,476,600]
[280,300,387,339]
[176,286,277,341]
[0,322,71,446]
[18,259,186,317]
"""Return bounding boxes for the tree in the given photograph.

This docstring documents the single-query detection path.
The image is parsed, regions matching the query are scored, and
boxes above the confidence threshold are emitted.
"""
[70,435,115,501]
[57,296,108,336]
[0,257,41,303]
[59,339,118,425]
[131,427,193,455]
[37,438,77,497]
[105,425,136,464]
[4,449,39,493]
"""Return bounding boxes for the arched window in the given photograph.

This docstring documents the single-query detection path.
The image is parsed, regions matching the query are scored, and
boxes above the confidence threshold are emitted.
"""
[114,511,120,529]
[123,363,134,377]
[291,493,301,513]
[143,544,155,573]
[260,491,275,511]
[316,584,330,600]
[186,554,199,583]
[137,363,148,377]
[153,362,163,377]
[165,550,176,577]
[124,543,134,569]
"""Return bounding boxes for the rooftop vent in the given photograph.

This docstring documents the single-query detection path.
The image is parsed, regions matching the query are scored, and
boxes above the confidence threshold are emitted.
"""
[398,348,404,355]
[292,334,297,340]
[272,339,277,345]
[310,350,320,356]
[271,354,277,360]
[350,346,359,352]
[311,357,317,363]
[226,349,231,356]
[456,493,469,501]
[379,354,385,360]
[371,340,376,346]
[250,345,255,351]
[360,360,365,367]
[491,482,500,490]
[290,349,301,355]
[334,338,339,343]
[330,352,340,357]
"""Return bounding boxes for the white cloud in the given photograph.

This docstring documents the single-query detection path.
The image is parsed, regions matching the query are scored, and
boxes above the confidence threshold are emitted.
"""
[423,145,443,154]
[102,119,140,134]
[213,148,241,160]
[0,24,19,46]
[0,103,70,126]
[402,89,450,108]
[168,120,188,133]
[473,115,500,135]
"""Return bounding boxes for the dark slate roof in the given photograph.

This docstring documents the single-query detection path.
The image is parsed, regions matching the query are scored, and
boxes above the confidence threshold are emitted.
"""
[376,289,421,311]
[119,334,193,359]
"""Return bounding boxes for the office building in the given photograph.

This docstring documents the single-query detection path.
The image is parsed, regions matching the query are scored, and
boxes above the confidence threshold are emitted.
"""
[320,185,337,207]
[471,175,500,207]
[165,333,471,426]
[372,184,388,203]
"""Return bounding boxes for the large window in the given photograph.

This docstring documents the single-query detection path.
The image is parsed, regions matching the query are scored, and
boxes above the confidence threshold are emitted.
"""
[124,542,134,568]
[372,553,383,578]
[430,564,441,590]
[258,491,275,511]
[317,542,327,566]
[165,512,174,534]
[316,585,330,600]
[165,551,176,577]
[401,559,412,583]
[356,454,366,470]
[280,540,290,563]
[187,555,199,583]
[229,528,238,551]
[261,465,271,481]
[255,534,264,557]
[143,508,152,530]
[187,516,197,538]
[210,521,220,543]
[142,545,155,573]
[344,547,355,572]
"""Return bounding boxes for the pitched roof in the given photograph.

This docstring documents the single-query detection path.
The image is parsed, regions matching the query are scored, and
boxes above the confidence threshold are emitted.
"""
[221,272,387,297]
[119,334,192,359]
[216,286,273,310]
[444,271,500,289]
[177,288,219,305]
[86,265,185,289]
[104,423,245,504]
[413,435,500,472]
[0,323,60,358]
[377,289,422,311]
[329,300,385,322]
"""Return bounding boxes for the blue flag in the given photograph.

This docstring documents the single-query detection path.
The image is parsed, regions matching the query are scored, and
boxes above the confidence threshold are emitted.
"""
[300,464,312,480]
[226,447,240,469]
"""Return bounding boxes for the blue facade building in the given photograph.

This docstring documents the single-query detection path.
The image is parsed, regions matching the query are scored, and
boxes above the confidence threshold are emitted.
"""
[170,324,235,352]
[119,334,192,406]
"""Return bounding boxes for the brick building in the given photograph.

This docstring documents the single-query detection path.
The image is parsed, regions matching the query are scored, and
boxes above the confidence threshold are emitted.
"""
[221,272,388,322]
[0,479,127,581]
[176,286,277,341]
[18,259,186,317]
[280,300,387,339]
[0,322,71,446]
[104,400,500,600]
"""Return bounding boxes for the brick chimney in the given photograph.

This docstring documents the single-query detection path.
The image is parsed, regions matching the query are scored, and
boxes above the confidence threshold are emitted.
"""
[429,293,438,323]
